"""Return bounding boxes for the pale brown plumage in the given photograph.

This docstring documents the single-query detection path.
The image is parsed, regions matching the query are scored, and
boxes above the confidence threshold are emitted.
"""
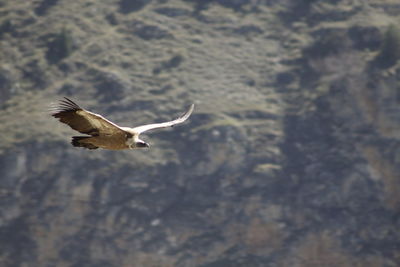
[51,97,194,150]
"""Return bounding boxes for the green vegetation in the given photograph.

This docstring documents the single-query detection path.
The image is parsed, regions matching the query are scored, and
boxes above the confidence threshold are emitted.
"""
[0,19,13,37]
[304,30,350,58]
[46,27,74,64]
[375,24,400,68]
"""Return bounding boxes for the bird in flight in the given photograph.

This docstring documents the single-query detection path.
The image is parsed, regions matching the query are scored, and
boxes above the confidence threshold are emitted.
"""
[51,97,194,150]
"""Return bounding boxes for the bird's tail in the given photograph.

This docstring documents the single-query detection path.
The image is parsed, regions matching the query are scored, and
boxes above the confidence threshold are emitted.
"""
[71,136,98,150]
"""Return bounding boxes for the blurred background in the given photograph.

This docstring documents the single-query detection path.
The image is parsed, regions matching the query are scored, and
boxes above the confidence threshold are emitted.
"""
[1,0,400,266]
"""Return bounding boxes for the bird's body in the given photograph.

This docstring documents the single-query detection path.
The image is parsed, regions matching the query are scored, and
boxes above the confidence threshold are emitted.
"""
[51,97,194,150]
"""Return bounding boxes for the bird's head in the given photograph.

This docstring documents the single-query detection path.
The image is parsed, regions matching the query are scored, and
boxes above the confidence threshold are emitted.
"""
[135,140,150,148]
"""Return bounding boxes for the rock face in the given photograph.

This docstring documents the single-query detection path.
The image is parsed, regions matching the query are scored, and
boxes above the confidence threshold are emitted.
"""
[1,1,400,266]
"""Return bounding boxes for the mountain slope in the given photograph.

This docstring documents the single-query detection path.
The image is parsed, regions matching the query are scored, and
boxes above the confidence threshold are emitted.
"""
[0,0,399,266]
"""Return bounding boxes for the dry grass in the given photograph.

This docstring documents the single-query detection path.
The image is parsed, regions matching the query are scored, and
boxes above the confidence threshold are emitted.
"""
[362,145,400,210]
[244,218,285,254]
[225,217,286,256]
[285,231,353,267]
[280,231,385,267]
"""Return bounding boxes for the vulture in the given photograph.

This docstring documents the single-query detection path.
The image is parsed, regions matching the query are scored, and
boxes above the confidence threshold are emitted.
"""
[51,97,194,150]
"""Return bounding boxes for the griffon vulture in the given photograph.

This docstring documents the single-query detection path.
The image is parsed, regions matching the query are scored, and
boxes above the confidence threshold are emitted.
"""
[51,97,194,150]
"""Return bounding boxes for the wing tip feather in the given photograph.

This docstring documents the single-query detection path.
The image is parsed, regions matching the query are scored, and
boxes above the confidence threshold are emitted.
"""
[180,103,194,121]
[50,97,82,116]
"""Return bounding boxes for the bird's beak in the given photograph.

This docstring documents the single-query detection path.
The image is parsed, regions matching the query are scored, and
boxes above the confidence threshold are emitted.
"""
[136,141,150,148]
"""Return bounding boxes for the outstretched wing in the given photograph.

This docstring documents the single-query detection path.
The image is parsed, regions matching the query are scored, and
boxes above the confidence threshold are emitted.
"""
[132,104,194,134]
[51,97,125,136]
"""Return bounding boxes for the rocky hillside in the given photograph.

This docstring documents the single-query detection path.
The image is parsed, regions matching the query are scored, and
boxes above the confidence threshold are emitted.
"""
[1,0,400,266]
